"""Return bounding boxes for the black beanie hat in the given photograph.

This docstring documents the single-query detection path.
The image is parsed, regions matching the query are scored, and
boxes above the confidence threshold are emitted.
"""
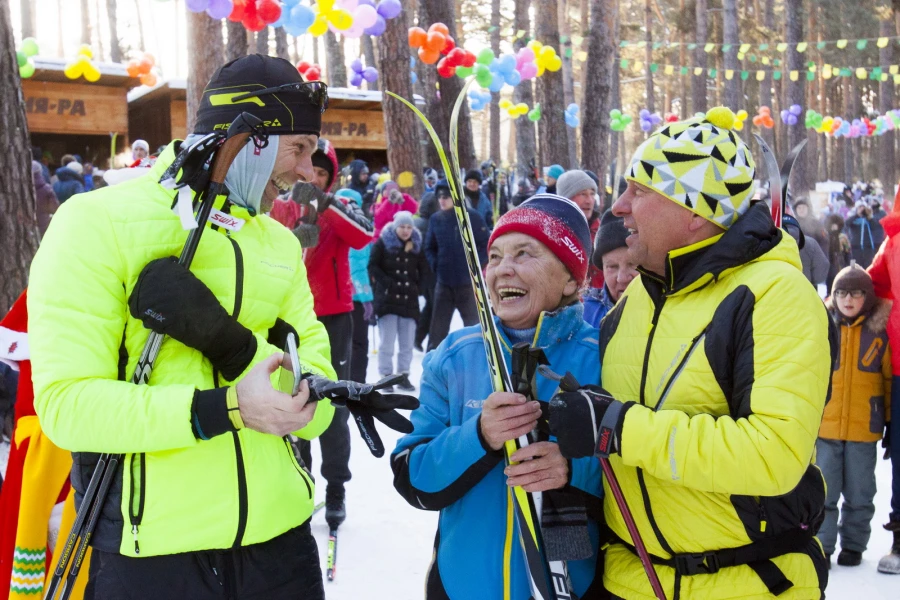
[832,264,877,316]
[195,55,325,136]
[465,169,483,184]
[592,209,630,269]
[311,140,335,181]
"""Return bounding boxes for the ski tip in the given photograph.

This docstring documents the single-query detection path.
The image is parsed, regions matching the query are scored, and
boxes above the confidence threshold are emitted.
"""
[327,568,336,581]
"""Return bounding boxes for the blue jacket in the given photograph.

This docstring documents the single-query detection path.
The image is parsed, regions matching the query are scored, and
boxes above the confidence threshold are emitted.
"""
[52,167,84,203]
[349,243,373,303]
[391,304,603,600]
[425,208,489,287]
[465,189,494,228]
[583,285,615,328]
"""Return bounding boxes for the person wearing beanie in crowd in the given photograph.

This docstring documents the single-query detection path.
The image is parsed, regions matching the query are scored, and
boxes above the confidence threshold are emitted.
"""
[368,211,430,393]
[549,107,833,599]
[817,264,891,569]
[52,158,84,204]
[392,194,605,600]
[546,164,565,195]
[423,167,439,193]
[413,180,449,351]
[846,201,879,268]
[348,159,375,214]
[557,169,606,319]
[131,139,150,163]
[374,179,419,238]
[272,138,375,531]
[464,169,494,228]
[32,160,59,238]
[783,214,830,290]
[27,55,415,598]
[584,210,638,327]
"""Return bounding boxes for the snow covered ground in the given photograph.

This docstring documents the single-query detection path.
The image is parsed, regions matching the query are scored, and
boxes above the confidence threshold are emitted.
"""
[308,318,899,599]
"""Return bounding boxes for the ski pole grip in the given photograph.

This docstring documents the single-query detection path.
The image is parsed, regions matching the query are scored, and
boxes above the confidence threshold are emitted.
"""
[209,113,264,185]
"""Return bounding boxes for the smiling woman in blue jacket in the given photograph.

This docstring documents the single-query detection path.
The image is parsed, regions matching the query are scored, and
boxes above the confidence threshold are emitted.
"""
[391,195,605,600]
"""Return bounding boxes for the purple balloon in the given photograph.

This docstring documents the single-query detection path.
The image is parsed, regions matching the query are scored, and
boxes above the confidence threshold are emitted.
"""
[206,0,232,19]
[186,0,210,12]
[350,72,364,87]
[350,58,364,73]
[790,104,802,116]
[640,120,652,132]
[364,15,386,36]
[358,0,376,5]
[376,0,402,19]
[787,114,798,126]
[362,67,379,82]
[639,109,650,119]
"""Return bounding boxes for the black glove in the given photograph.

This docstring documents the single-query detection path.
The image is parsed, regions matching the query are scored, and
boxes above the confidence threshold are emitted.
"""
[291,181,331,212]
[128,257,256,381]
[884,423,891,460]
[549,385,633,459]
[302,373,420,457]
[292,223,320,248]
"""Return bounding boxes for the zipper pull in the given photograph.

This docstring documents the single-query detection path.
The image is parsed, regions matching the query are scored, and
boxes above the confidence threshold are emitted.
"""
[132,524,141,554]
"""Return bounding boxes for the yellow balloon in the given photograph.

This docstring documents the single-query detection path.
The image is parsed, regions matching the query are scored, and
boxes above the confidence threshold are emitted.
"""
[499,99,512,109]
[733,120,744,131]
[536,64,545,77]
[547,56,562,72]
[329,8,353,30]
[736,109,748,119]
[309,15,328,37]
[318,0,335,11]
[528,40,542,52]
[539,46,554,61]
[63,63,81,79]
[77,44,93,59]
[84,65,101,82]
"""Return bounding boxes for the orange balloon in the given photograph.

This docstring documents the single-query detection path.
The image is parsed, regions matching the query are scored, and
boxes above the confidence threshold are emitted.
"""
[126,61,141,78]
[138,57,153,74]
[140,72,157,87]
[428,22,450,37]
[424,31,446,53]
[418,47,441,65]
[759,106,771,116]
[408,27,427,48]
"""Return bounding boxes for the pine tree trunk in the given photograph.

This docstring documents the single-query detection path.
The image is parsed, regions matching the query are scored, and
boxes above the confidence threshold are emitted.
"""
[378,5,423,197]
[418,0,446,171]
[513,0,536,181]
[692,0,708,114]
[610,8,622,181]
[843,77,852,184]
[582,0,616,207]
[106,0,123,63]
[490,0,502,165]
[0,0,39,311]
[256,27,269,55]
[20,0,34,39]
[361,35,379,91]
[324,31,347,86]
[644,0,654,114]
[559,0,578,166]
[187,12,224,130]
[722,0,740,109]
[880,12,896,189]
[679,0,687,118]
[784,0,806,194]
[535,0,568,169]
[420,0,476,172]
[81,0,91,45]
[226,20,248,62]
[274,27,290,60]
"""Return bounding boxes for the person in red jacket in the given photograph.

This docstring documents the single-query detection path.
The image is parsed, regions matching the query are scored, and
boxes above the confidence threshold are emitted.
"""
[867,185,900,574]
[269,139,374,529]
[373,180,419,238]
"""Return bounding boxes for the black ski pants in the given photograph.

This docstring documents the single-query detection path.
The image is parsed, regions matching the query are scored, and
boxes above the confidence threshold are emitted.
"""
[84,521,324,600]
[415,270,436,347]
[298,312,353,489]
[427,282,479,351]
[350,301,370,384]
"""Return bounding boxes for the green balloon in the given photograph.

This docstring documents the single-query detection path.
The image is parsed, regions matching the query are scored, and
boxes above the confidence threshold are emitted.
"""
[17,51,26,68]
[476,48,495,66]
[21,37,39,57]
[19,60,35,79]
[609,109,621,119]
[474,64,493,88]
[528,103,542,122]
[455,66,473,78]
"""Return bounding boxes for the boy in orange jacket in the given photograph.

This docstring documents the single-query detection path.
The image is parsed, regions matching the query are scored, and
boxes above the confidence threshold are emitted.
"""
[818,264,892,568]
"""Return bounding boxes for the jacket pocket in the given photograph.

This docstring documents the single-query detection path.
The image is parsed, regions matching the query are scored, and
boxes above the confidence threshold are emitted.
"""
[283,436,314,499]
[870,395,886,434]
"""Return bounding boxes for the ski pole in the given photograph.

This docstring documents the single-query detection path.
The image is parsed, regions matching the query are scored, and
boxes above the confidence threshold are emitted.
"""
[45,113,263,600]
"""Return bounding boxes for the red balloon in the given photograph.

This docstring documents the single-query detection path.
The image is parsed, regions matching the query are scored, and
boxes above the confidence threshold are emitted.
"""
[424,31,446,53]
[441,35,456,55]
[428,23,450,37]
[244,14,267,31]
[418,47,441,65]
[408,27,427,48]
[445,47,467,67]
[229,0,249,21]
[257,0,282,24]
[461,50,477,68]
[297,61,311,73]
[305,67,321,81]
[436,57,456,78]
[665,114,678,123]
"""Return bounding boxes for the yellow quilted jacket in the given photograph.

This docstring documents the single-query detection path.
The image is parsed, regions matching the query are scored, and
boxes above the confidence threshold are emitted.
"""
[819,299,892,443]
[599,203,832,600]
[28,142,336,558]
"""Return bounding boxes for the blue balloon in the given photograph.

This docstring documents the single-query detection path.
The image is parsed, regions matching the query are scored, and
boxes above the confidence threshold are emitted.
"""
[409,56,417,68]
[410,71,418,84]
[505,70,521,87]
[497,54,517,74]
[489,78,504,93]
[283,21,307,36]
[364,15,386,36]
[350,72,364,87]
[290,4,316,32]
[281,0,302,6]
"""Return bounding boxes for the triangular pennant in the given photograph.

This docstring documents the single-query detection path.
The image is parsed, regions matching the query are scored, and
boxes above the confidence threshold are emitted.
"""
[878,37,890,48]
[856,39,868,50]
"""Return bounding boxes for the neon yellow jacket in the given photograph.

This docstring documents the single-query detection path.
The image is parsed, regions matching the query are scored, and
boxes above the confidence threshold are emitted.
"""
[28,142,335,558]
[599,204,832,600]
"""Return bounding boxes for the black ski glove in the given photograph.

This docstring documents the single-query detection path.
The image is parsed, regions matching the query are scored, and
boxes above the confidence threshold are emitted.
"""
[292,223,320,248]
[129,257,257,381]
[303,373,419,457]
[884,423,891,460]
[291,181,333,214]
[549,384,634,459]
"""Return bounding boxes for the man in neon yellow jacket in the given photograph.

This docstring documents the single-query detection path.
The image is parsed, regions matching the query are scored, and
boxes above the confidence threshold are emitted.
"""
[26,55,413,599]
[550,107,834,599]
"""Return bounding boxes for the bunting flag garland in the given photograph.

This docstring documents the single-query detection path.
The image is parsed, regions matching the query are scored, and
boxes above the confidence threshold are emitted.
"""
[617,58,900,84]
[618,35,900,54]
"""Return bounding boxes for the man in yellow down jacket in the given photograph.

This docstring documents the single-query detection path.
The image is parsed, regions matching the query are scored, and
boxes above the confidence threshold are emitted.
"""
[27,55,412,599]
[550,107,833,599]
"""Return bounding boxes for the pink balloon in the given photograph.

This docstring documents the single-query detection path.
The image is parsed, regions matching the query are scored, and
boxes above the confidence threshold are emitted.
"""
[518,63,538,80]
[339,0,359,10]
[517,47,535,65]
[343,23,365,38]
[354,4,377,28]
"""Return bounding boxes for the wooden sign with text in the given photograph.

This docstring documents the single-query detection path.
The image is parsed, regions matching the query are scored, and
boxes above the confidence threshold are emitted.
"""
[318,108,385,150]
[22,80,129,135]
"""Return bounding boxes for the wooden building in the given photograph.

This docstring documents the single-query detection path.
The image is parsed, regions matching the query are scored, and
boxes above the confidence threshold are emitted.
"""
[23,57,140,169]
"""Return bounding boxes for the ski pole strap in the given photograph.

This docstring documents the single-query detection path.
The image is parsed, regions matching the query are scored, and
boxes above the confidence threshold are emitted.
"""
[613,527,816,596]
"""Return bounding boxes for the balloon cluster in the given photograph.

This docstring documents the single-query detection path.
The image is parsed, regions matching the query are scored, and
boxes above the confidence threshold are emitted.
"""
[223,0,284,31]
[437,45,476,78]
[297,60,322,81]
[639,109,663,133]
[408,23,456,65]
[468,89,492,111]
[610,109,633,131]
[529,40,562,76]
[485,52,522,92]
[752,106,775,129]
[186,0,236,20]
[527,103,542,122]
[126,53,158,87]
[664,113,679,123]
[515,47,539,80]
[64,45,101,82]
[349,58,378,87]
[805,109,824,130]
[733,109,748,131]
[780,104,803,126]
[565,104,580,128]
[274,0,399,38]
[16,37,39,79]
[499,99,530,119]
